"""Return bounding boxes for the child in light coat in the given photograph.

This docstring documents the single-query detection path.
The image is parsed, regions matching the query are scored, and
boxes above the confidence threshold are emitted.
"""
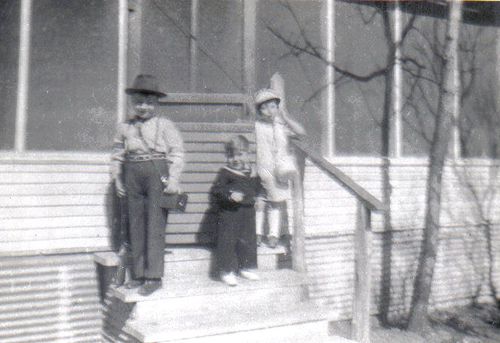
[254,89,305,248]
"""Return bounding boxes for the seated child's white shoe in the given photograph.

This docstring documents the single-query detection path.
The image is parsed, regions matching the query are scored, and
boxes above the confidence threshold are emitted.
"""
[239,269,260,281]
[221,272,238,286]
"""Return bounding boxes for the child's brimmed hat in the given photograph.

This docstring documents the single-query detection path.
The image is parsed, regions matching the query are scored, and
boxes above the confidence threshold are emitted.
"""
[254,89,281,107]
[126,74,166,98]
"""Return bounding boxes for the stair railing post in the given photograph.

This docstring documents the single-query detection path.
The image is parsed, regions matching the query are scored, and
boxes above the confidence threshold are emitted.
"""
[352,201,372,343]
[291,147,307,274]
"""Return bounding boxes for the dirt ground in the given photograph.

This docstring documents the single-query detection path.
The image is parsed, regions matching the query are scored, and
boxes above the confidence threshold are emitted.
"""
[331,304,500,343]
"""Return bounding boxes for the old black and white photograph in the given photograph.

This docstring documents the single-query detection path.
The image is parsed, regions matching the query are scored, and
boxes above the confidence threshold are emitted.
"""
[1,0,500,342]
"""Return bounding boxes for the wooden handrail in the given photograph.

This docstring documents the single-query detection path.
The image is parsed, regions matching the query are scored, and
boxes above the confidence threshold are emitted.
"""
[292,139,386,212]
[270,71,377,343]
[292,138,382,343]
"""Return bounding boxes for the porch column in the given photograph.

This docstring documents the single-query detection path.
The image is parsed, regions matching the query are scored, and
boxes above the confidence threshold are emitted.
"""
[243,0,257,117]
[451,35,461,160]
[243,0,257,94]
[190,0,199,92]
[15,0,32,152]
[322,0,335,159]
[393,1,403,158]
[127,0,143,86]
[117,0,128,123]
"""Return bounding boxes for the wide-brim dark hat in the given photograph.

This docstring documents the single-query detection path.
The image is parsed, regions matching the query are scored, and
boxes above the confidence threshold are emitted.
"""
[126,74,167,97]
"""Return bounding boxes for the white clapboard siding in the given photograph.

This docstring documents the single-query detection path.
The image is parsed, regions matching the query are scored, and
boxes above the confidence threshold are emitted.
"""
[0,194,109,208]
[0,205,109,219]
[0,123,256,251]
[0,172,111,184]
[0,238,110,255]
[303,156,500,319]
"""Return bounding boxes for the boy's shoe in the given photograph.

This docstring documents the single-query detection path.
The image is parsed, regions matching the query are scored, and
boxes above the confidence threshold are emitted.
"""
[239,269,260,281]
[125,278,144,289]
[267,236,279,249]
[221,272,238,287]
[138,279,162,296]
[256,235,263,247]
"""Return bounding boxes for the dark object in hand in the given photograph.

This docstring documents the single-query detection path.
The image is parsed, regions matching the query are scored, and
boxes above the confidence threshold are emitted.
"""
[159,192,188,212]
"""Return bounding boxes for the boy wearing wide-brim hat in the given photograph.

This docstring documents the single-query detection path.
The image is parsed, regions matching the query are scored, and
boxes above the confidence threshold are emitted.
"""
[254,88,305,248]
[111,74,185,296]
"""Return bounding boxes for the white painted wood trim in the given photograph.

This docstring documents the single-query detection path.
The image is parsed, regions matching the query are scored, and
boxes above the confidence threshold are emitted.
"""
[452,27,461,160]
[393,2,402,158]
[159,93,250,105]
[322,0,335,159]
[0,152,110,164]
[127,0,143,87]
[0,152,494,168]
[324,156,500,167]
[14,0,32,152]
[190,0,199,92]
[243,0,257,95]
[117,0,128,123]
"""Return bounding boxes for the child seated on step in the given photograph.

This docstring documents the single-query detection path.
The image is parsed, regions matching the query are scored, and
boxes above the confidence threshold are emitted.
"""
[212,135,261,286]
[254,88,306,249]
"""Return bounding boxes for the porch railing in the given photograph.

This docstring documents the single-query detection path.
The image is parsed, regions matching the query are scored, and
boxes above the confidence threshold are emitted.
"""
[291,139,385,343]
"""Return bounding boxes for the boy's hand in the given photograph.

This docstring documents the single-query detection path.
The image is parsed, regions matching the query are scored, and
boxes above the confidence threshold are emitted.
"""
[230,191,244,203]
[115,178,126,198]
[164,180,181,194]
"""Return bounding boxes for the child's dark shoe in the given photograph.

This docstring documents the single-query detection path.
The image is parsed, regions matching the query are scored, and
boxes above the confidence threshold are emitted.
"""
[125,278,144,289]
[139,279,162,296]
[221,272,238,286]
[267,236,279,249]
[256,235,263,247]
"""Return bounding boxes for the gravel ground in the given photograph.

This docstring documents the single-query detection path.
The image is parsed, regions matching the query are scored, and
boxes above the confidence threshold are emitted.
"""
[330,304,500,343]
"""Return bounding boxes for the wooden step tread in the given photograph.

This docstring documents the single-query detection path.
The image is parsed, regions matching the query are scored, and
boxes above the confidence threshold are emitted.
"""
[110,269,306,303]
[125,301,329,343]
[95,246,287,267]
[176,122,254,132]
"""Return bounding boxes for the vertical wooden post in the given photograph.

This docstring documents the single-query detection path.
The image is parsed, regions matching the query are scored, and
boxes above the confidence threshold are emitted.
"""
[190,0,199,92]
[321,0,335,159]
[271,72,306,273]
[451,27,461,160]
[352,201,372,343]
[117,0,128,124]
[15,0,32,152]
[393,1,403,158]
[291,149,307,274]
[243,0,257,94]
[127,0,143,85]
[243,0,257,117]
[497,28,500,128]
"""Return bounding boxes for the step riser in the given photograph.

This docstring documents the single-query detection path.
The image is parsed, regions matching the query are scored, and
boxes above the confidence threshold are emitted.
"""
[163,254,281,276]
[132,285,308,321]
[148,320,328,343]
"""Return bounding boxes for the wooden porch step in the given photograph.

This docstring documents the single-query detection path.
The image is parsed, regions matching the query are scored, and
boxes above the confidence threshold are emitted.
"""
[111,269,305,303]
[95,246,290,276]
[124,301,330,343]
[108,269,307,321]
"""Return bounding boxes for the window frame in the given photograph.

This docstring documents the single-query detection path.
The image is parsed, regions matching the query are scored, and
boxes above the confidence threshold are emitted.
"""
[3,0,495,161]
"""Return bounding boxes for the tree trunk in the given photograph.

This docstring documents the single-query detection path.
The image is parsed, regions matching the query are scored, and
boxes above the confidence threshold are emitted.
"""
[408,0,463,333]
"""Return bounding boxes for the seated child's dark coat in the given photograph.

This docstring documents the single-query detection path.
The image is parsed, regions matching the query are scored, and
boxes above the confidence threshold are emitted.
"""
[213,167,261,209]
[213,166,260,273]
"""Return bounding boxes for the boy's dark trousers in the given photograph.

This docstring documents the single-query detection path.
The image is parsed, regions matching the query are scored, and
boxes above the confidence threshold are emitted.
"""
[216,205,258,273]
[124,160,169,280]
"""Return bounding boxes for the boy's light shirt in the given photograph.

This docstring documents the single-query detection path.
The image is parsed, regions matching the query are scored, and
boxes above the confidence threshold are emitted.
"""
[111,115,185,182]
